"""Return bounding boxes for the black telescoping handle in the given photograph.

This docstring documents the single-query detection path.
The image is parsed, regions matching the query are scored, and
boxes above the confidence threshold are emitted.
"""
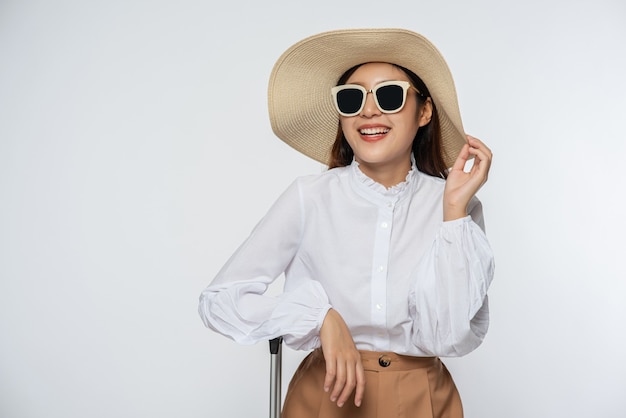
[269,337,283,354]
[269,337,283,418]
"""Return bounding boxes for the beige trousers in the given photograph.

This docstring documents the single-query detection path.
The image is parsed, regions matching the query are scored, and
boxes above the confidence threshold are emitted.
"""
[282,349,463,418]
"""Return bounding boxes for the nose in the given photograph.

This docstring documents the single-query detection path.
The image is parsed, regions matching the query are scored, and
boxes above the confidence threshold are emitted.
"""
[360,90,380,117]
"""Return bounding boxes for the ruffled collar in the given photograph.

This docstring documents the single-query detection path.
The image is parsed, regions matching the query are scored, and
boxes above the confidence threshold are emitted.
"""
[351,156,417,198]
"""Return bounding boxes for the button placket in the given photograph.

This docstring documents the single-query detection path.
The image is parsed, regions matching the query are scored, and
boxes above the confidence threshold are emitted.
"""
[370,200,396,349]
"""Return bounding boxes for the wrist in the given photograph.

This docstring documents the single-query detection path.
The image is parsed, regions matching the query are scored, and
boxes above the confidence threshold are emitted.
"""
[443,204,467,222]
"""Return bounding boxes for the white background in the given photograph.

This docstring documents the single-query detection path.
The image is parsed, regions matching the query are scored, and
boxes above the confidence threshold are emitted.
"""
[1,0,625,417]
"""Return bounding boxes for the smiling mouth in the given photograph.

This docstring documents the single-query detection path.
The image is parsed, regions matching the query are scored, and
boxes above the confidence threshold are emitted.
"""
[359,127,390,136]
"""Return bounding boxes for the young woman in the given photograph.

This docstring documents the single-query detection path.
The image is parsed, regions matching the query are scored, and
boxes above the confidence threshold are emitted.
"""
[199,28,494,417]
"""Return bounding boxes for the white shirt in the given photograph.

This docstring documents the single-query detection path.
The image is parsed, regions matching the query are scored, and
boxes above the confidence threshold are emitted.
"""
[198,161,495,357]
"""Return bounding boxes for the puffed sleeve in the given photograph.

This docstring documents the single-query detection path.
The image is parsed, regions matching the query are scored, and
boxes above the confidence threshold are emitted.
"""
[198,179,332,350]
[408,199,495,356]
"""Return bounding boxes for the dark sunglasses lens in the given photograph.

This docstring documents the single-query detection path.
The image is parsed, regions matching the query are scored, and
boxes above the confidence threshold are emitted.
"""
[336,88,364,114]
[376,84,404,112]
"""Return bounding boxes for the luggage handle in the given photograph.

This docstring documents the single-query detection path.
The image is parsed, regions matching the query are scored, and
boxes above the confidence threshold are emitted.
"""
[269,337,283,418]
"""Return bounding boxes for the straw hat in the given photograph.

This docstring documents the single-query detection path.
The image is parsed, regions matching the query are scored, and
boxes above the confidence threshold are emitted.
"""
[268,28,466,168]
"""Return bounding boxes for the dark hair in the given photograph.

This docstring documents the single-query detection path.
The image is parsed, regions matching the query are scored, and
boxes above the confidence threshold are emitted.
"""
[329,63,449,179]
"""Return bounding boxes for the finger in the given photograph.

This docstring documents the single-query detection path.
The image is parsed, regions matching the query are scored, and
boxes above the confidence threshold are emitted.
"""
[467,135,492,158]
[324,359,336,393]
[336,362,356,407]
[330,359,346,403]
[467,139,492,162]
[466,157,488,186]
[468,147,492,174]
[451,143,470,172]
[465,158,490,191]
[354,361,366,407]
[466,134,485,147]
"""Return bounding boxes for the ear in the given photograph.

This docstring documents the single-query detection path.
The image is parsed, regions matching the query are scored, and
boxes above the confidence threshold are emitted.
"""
[418,97,433,127]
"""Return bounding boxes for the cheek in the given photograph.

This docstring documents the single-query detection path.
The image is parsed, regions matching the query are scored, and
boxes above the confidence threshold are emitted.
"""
[339,118,357,141]
[392,112,421,135]
[339,116,354,130]
[406,105,424,132]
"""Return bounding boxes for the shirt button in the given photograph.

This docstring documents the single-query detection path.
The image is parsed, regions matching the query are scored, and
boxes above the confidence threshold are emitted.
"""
[380,222,388,228]
[387,202,393,208]
[375,303,383,310]
[377,265,384,272]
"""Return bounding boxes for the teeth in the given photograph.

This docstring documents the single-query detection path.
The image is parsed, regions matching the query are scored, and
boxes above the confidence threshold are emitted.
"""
[360,127,390,135]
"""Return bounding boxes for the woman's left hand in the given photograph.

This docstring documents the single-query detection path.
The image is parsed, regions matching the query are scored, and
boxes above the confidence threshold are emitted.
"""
[443,135,492,221]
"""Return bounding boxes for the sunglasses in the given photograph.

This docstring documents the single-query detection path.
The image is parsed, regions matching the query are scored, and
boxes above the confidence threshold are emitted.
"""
[331,80,424,117]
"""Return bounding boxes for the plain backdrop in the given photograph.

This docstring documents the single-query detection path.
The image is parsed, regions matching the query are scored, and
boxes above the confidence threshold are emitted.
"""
[1,0,625,417]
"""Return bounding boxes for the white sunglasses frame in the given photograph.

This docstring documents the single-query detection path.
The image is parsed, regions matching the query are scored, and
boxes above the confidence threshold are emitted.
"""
[330,80,423,117]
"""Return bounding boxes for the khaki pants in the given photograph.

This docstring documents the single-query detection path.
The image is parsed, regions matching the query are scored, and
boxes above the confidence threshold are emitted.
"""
[282,349,463,418]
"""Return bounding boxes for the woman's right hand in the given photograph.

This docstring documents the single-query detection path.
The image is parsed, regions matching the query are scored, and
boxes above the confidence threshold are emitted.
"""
[319,309,365,408]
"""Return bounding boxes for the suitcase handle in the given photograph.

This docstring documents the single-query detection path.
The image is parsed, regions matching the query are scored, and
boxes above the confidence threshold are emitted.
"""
[269,337,283,418]
[270,336,283,355]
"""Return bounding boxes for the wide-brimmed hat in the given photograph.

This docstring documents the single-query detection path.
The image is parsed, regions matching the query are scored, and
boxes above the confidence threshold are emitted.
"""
[268,28,466,168]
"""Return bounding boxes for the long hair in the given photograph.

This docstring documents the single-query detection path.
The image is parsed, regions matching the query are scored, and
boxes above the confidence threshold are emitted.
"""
[329,64,449,179]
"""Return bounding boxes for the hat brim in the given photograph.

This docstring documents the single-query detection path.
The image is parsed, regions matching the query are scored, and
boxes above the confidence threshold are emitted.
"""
[268,28,466,168]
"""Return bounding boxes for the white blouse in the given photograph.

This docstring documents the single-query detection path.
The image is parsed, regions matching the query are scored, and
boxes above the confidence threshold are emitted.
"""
[198,161,495,357]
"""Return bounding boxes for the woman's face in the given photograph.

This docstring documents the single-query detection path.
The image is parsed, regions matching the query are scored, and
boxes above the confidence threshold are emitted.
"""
[340,62,432,185]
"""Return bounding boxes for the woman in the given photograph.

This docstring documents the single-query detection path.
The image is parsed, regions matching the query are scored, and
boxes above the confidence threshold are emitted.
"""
[199,28,494,417]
